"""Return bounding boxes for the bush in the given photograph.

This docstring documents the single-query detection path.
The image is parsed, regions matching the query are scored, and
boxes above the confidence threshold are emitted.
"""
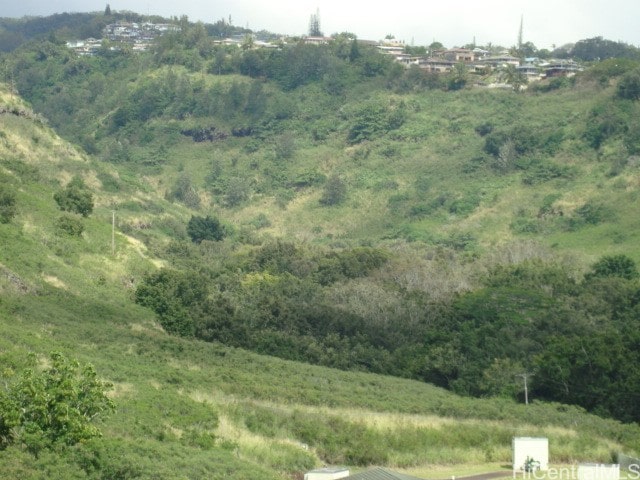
[522,161,577,185]
[574,201,614,225]
[0,184,17,223]
[55,214,84,236]
[134,268,207,337]
[320,175,347,206]
[474,122,494,137]
[587,254,639,280]
[167,173,201,209]
[484,125,563,159]
[347,101,406,144]
[616,68,640,100]
[0,352,114,453]
[53,176,94,217]
[187,215,226,243]
[223,177,251,208]
[583,102,629,149]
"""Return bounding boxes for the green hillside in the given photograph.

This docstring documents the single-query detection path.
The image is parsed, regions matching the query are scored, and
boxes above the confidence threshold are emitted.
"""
[0,92,638,477]
[2,14,640,478]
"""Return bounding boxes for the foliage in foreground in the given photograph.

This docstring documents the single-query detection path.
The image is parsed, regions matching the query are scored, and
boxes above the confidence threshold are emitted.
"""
[0,352,114,453]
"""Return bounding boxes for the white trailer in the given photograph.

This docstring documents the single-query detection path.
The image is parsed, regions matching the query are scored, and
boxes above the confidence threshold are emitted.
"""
[513,437,549,471]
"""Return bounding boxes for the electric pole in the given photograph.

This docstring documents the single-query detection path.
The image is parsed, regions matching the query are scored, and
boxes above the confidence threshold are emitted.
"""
[111,210,115,256]
[516,373,534,405]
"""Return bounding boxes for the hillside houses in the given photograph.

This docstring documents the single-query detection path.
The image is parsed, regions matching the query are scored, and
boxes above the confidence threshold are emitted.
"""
[67,21,179,55]
[64,22,583,81]
[376,45,582,81]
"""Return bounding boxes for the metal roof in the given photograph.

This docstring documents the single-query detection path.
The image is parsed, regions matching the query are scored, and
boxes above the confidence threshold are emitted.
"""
[345,467,426,480]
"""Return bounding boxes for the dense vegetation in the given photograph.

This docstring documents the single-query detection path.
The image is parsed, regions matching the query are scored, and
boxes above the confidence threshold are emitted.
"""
[2,11,640,477]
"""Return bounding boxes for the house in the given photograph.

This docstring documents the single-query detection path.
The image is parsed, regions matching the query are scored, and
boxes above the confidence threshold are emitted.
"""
[544,60,582,78]
[441,48,476,63]
[517,64,542,80]
[304,36,332,45]
[417,57,456,73]
[344,467,426,479]
[479,55,521,68]
[377,45,406,56]
[512,437,549,471]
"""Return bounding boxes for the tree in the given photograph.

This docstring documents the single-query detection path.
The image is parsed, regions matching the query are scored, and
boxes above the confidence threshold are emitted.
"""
[104,4,111,15]
[135,269,207,337]
[502,64,527,92]
[428,41,444,53]
[349,38,361,62]
[224,177,251,207]
[0,352,114,452]
[480,358,526,398]
[187,215,226,243]
[586,254,639,280]
[571,36,640,61]
[167,173,201,209]
[320,175,347,206]
[447,62,468,91]
[308,9,322,37]
[617,68,640,100]
[53,176,94,217]
[241,34,254,51]
[347,100,406,144]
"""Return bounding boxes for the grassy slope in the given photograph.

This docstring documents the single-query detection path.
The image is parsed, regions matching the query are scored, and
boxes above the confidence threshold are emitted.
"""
[1,85,640,479]
[86,67,640,273]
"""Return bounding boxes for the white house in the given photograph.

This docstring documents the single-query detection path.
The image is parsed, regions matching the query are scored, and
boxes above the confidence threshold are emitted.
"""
[513,437,549,471]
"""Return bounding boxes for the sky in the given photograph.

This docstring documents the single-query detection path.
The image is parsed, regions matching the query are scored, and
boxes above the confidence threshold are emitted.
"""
[3,0,640,50]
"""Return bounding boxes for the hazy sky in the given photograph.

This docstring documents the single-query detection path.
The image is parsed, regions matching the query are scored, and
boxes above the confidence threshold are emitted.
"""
[3,0,640,49]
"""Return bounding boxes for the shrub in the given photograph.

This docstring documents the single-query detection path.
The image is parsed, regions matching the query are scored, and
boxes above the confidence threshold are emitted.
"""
[167,173,201,209]
[574,201,614,225]
[510,218,542,234]
[53,177,94,217]
[484,125,563,159]
[586,254,639,280]
[347,101,406,144]
[522,161,577,185]
[0,184,17,224]
[320,175,347,206]
[474,122,494,137]
[55,214,84,236]
[134,269,206,337]
[223,177,251,207]
[616,68,640,100]
[187,215,226,243]
[583,102,629,149]
[0,352,114,453]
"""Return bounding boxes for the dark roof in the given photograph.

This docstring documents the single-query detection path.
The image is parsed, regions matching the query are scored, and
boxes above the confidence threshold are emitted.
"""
[346,467,426,480]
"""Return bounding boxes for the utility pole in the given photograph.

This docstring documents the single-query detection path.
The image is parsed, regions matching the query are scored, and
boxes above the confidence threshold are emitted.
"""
[516,373,534,405]
[111,210,115,256]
